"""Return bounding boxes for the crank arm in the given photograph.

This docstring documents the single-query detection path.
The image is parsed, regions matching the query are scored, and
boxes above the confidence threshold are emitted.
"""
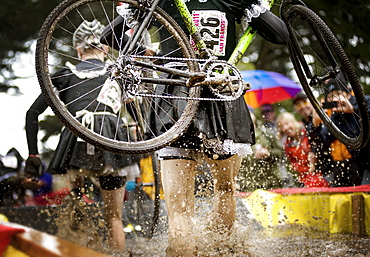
[115,74,186,86]
[190,75,241,88]
[140,77,187,86]
[131,59,206,81]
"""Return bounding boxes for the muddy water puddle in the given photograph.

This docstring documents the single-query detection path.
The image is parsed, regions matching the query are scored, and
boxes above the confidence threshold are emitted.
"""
[124,231,370,257]
[7,197,366,257]
[51,197,370,257]
[123,198,370,257]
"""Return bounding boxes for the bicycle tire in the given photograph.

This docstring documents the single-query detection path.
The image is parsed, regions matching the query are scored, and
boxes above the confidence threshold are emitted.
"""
[148,152,160,238]
[36,0,200,154]
[282,4,369,149]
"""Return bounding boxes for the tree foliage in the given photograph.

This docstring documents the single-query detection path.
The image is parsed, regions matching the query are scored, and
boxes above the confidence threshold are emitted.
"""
[0,0,59,92]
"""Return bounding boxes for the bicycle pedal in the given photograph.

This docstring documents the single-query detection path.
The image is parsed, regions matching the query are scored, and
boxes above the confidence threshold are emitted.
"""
[243,82,251,91]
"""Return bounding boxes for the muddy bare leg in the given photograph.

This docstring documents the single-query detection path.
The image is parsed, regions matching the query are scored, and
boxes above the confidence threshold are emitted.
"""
[207,154,242,233]
[161,159,196,257]
[101,187,125,250]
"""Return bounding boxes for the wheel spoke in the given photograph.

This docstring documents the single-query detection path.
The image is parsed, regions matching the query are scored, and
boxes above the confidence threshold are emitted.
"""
[36,0,200,154]
[285,5,369,148]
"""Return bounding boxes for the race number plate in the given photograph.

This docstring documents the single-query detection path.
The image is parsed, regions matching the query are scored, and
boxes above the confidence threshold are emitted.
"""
[97,79,123,114]
[191,10,228,56]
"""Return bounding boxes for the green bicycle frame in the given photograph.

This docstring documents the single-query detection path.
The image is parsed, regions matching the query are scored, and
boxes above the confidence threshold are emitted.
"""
[173,0,275,65]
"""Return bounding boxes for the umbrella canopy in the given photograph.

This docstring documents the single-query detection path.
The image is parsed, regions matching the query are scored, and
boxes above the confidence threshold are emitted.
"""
[241,70,302,109]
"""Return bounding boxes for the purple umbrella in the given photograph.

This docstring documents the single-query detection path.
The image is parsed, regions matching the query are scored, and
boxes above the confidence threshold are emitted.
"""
[241,70,302,108]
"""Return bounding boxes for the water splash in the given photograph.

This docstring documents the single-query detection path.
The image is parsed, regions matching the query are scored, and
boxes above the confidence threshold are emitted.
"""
[49,197,370,256]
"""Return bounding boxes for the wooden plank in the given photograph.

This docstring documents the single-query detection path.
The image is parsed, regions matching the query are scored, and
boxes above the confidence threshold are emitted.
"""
[2,222,111,257]
[352,194,366,236]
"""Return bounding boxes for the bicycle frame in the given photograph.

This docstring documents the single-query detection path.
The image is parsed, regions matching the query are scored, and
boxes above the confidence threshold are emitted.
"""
[175,0,276,65]
[125,0,305,94]
[35,0,369,159]
[126,0,276,79]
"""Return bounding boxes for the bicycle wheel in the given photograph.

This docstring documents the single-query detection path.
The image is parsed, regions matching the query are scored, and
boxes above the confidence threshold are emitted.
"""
[36,0,200,154]
[282,4,369,149]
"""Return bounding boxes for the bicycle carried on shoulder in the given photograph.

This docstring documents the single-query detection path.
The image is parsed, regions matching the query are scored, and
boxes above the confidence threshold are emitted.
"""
[35,0,369,154]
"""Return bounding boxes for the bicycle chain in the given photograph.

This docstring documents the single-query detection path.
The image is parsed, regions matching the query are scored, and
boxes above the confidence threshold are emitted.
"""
[128,55,242,102]
[129,54,217,63]
[131,91,237,101]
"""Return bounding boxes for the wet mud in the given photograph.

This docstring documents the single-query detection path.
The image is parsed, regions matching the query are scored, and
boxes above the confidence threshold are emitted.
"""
[2,197,370,256]
[123,198,370,257]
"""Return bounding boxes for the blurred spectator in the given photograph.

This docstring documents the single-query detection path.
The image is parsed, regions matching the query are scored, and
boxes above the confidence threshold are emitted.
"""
[261,104,277,132]
[260,104,296,187]
[277,112,329,187]
[239,110,285,191]
[308,76,367,186]
[0,148,25,206]
[293,91,334,185]
[293,91,313,126]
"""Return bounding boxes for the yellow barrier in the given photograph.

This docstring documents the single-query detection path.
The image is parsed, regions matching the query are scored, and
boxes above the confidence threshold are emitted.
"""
[364,194,370,235]
[241,189,370,235]
[140,156,156,200]
[139,155,164,200]
[3,246,30,257]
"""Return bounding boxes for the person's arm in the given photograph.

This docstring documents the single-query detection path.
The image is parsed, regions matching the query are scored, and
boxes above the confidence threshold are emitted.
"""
[26,94,48,154]
[249,11,290,45]
[25,94,48,181]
